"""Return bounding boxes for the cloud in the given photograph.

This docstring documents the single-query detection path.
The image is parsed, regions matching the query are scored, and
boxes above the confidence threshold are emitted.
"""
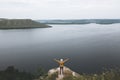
[0,0,120,19]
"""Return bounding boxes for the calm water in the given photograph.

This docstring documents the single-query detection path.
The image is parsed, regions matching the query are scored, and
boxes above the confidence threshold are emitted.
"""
[0,24,120,73]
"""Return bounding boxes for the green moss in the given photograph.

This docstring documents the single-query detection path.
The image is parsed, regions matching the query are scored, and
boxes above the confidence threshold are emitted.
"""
[44,72,58,80]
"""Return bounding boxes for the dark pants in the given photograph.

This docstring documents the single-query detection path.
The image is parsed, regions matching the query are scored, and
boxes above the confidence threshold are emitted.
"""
[60,67,63,75]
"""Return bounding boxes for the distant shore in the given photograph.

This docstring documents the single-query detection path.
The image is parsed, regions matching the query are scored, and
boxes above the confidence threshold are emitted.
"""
[38,19,120,25]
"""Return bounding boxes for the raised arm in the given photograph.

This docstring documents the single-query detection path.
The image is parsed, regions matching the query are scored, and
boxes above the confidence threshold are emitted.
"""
[64,58,69,63]
[54,59,60,63]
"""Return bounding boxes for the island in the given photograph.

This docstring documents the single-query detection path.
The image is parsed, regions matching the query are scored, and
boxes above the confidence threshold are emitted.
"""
[0,18,51,29]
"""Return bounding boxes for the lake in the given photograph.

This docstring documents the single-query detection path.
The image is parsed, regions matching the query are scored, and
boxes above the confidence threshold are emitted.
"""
[0,24,120,73]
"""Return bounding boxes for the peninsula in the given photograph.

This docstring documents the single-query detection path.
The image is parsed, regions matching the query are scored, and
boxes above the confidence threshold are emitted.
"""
[0,18,51,29]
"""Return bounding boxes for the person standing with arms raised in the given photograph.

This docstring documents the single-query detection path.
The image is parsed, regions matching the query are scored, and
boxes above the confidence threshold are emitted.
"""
[54,58,69,75]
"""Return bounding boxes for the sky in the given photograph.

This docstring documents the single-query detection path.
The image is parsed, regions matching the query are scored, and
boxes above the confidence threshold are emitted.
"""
[0,0,120,19]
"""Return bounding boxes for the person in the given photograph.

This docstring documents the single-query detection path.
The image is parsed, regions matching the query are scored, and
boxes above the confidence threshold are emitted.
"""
[54,58,69,75]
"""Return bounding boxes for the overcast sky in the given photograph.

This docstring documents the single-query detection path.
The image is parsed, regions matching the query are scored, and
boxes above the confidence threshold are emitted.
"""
[0,0,120,19]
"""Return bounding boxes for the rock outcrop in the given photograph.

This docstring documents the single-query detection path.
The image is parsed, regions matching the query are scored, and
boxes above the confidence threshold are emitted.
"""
[0,18,51,29]
[45,66,80,80]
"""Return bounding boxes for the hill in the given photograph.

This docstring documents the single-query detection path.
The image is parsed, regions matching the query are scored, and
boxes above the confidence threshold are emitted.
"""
[0,18,51,29]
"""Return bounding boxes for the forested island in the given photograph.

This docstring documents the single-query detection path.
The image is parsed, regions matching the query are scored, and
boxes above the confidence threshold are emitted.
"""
[0,18,51,29]
[38,19,120,24]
